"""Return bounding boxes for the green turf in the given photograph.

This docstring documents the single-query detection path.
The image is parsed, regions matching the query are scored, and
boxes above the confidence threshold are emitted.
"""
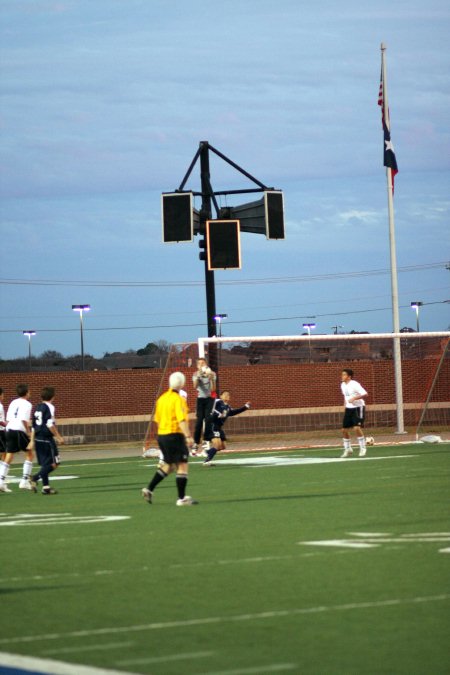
[0,444,449,675]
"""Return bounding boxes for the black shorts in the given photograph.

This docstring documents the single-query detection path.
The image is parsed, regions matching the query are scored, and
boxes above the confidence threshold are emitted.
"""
[0,430,6,452]
[343,407,365,429]
[204,425,226,442]
[157,433,189,464]
[35,438,60,466]
[5,429,30,454]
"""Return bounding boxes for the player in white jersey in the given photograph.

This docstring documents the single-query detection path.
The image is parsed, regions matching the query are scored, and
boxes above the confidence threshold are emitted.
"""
[0,388,6,460]
[340,369,368,458]
[0,383,34,493]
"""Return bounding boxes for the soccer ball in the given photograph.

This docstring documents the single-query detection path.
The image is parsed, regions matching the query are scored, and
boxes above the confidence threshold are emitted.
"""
[365,436,375,446]
[142,447,160,459]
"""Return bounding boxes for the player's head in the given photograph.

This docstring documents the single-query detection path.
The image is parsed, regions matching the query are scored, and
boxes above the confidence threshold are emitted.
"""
[196,358,207,368]
[16,383,29,398]
[41,386,56,402]
[341,369,354,382]
[220,390,231,403]
[169,371,185,391]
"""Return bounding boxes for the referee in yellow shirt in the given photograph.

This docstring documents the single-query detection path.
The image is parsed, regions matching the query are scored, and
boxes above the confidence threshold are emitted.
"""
[142,372,197,506]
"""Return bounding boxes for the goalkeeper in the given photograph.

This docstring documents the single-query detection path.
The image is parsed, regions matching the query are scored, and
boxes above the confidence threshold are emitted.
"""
[202,391,250,466]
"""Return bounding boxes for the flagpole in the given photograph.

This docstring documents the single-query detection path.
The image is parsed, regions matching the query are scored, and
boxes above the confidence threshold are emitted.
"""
[381,42,406,434]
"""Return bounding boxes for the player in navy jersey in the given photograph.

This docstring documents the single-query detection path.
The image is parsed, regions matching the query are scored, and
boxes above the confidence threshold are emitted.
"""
[29,386,64,495]
[202,391,250,465]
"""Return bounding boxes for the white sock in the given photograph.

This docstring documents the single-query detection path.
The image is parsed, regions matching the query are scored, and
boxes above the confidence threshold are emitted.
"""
[0,461,10,482]
[23,460,33,480]
[343,439,352,451]
[358,437,366,450]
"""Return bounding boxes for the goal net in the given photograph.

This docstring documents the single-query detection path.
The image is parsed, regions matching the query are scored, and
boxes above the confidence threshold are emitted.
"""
[149,332,449,450]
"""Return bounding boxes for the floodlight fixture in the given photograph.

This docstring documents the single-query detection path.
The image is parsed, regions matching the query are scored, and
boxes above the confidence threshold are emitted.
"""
[23,330,36,371]
[72,304,91,370]
[410,301,423,332]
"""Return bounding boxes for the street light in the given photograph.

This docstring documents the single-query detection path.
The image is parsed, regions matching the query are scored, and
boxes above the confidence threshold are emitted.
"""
[72,304,91,370]
[303,322,316,363]
[22,330,36,371]
[331,325,343,335]
[213,313,228,338]
[410,301,423,332]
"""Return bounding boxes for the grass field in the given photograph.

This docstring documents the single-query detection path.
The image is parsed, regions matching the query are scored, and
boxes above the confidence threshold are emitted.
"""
[0,442,449,675]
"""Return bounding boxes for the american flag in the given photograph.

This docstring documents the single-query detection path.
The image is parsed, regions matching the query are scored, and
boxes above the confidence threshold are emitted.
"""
[378,70,398,189]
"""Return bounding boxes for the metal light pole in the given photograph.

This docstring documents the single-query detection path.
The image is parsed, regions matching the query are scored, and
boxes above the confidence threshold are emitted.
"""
[22,330,36,371]
[214,313,228,338]
[72,304,91,370]
[410,301,423,332]
[303,322,316,363]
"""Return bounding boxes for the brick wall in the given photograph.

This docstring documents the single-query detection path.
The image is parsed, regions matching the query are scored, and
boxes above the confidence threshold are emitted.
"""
[1,358,448,442]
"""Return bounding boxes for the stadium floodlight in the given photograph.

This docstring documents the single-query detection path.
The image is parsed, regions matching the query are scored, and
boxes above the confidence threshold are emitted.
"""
[410,301,423,332]
[303,322,316,363]
[72,304,91,370]
[213,313,228,338]
[22,330,36,371]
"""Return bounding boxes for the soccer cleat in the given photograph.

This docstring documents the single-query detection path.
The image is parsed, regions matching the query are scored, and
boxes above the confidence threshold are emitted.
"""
[341,448,353,458]
[141,488,153,504]
[30,481,38,493]
[19,479,33,490]
[42,487,58,495]
[176,495,198,506]
[203,460,215,467]
[0,481,12,493]
[190,443,198,456]
[359,447,367,457]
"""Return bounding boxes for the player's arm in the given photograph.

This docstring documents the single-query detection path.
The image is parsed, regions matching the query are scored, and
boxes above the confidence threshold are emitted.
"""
[348,385,368,404]
[26,428,35,451]
[228,402,251,418]
[50,423,65,445]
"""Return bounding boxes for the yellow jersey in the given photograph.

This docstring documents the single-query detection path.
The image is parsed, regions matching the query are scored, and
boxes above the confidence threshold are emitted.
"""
[154,389,189,435]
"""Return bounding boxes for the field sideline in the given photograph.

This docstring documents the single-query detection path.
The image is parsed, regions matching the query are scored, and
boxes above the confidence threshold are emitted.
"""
[0,442,449,675]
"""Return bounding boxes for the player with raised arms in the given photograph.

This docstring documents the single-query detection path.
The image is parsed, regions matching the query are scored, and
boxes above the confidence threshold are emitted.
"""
[202,391,250,466]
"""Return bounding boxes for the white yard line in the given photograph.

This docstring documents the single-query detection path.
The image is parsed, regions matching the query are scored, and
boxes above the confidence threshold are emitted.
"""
[199,665,297,675]
[0,594,448,646]
[43,642,134,656]
[118,650,215,666]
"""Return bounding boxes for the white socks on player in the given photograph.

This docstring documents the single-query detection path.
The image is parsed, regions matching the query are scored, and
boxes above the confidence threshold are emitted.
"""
[23,460,33,480]
[343,438,352,451]
[0,460,10,482]
[358,437,366,451]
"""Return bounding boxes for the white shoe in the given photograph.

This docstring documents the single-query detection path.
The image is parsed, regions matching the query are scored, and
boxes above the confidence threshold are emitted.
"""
[190,444,198,457]
[176,495,198,506]
[141,488,153,504]
[359,447,367,457]
[341,448,353,458]
[0,481,12,493]
[19,479,33,490]
[203,460,215,467]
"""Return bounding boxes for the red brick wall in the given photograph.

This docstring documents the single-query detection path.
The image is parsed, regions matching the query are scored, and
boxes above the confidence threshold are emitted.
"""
[0,358,448,418]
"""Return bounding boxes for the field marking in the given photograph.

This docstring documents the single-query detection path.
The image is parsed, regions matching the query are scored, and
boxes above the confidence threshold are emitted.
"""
[200,665,297,675]
[0,594,448,646]
[6,475,79,484]
[0,650,137,675]
[0,513,130,527]
[118,650,215,665]
[43,641,133,656]
[208,454,416,467]
[0,551,356,586]
[300,532,450,549]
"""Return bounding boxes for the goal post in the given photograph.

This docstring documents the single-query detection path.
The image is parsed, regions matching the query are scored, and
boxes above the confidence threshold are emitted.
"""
[195,332,450,441]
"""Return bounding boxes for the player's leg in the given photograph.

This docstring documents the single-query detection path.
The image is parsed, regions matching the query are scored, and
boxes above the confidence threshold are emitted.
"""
[355,408,367,456]
[203,429,222,465]
[193,398,206,447]
[175,440,197,506]
[0,432,19,491]
[341,411,354,457]
[18,431,34,489]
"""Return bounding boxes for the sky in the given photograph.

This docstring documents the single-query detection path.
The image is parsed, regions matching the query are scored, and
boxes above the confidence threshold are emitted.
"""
[1,0,449,360]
